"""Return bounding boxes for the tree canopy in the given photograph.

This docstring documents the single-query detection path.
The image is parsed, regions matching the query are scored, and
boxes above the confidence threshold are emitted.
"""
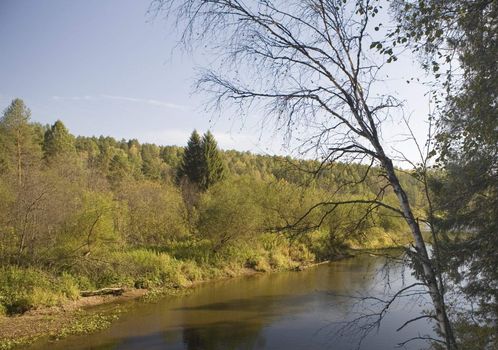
[43,120,76,160]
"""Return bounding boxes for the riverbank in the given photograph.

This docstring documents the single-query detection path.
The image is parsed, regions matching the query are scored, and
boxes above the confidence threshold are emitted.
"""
[0,288,148,350]
[0,242,407,349]
[0,263,289,350]
[22,253,430,350]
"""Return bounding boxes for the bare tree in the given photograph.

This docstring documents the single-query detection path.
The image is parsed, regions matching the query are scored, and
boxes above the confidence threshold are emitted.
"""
[152,0,457,347]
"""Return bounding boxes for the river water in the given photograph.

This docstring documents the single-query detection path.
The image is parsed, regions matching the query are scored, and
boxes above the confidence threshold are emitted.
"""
[30,254,436,350]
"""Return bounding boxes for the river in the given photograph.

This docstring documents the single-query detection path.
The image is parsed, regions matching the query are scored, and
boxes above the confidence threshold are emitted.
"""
[29,254,436,350]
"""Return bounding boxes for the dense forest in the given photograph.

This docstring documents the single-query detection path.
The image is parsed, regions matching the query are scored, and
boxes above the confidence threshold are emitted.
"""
[0,99,422,316]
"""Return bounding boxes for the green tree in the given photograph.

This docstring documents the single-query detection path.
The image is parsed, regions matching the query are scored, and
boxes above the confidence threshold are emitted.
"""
[141,144,163,180]
[160,145,183,169]
[198,177,264,251]
[108,150,132,185]
[394,0,498,346]
[127,139,143,179]
[75,136,100,168]
[43,120,76,160]
[393,0,498,349]
[178,130,203,186]
[0,99,41,185]
[201,131,225,190]
[119,180,188,246]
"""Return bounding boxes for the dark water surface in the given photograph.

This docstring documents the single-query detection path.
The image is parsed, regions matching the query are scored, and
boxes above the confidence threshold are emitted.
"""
[30,255,435,350]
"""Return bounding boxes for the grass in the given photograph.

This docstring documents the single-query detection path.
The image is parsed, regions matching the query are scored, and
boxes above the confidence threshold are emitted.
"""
[0,267,79,315]
[0,234,320,317]
[0,229,409,318]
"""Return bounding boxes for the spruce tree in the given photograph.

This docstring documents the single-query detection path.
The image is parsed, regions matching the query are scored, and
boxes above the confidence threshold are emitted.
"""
[178,130,204,186]
[178,130,226,190]
[201,131,225,190]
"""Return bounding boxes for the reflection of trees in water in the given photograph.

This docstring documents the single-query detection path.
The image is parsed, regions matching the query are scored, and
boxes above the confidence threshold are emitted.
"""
[177,256,409,350]
[182,321,266,350]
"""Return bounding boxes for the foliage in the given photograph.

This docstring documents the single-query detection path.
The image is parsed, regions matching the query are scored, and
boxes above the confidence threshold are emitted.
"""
[393,0,498,344]
[178,130,226,190]
[0,266,79,314]
[43,120,76,161]
[0,98,422,316]
[0,98,41,183]
[118,180,188,246]
[197,176,265,251]
[201,131,226,190]
[178,130,203,186]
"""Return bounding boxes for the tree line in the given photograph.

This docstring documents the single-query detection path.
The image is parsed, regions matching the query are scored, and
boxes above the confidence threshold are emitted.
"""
[0,98,419,316]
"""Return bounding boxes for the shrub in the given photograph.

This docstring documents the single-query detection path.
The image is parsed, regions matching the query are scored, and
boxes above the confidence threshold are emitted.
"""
[180,260,204,283]
[269,251,290,270]
[111,249,190,288]
[246,255,271,272]
[0,266,79,315]
[289,243,315,264]
[59,272,80,300]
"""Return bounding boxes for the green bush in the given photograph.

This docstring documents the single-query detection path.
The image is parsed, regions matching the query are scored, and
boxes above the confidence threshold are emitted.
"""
[269,251,291,269]
[0,266,79,315]
[180,260,204,283]
[246,254,271,272]
[161,239,214,264]
[57,272,80,300]
[289,242,315,264]
[111,249,190,288]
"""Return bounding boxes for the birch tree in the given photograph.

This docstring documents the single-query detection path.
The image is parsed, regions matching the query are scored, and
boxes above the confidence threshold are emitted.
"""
[152,0,457,347]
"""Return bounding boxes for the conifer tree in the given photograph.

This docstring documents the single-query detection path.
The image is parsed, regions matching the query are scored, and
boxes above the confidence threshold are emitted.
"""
[201,131,225,190]
[178,130,203,186]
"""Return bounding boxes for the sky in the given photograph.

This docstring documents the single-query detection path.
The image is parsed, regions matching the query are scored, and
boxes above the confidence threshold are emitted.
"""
[0,0,433,163]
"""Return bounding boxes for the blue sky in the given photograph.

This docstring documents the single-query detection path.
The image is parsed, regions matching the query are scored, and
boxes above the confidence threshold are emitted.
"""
[0,0,433,162]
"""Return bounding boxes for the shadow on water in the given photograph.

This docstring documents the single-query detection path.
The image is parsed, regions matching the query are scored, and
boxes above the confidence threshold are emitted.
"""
[29,255,435,350]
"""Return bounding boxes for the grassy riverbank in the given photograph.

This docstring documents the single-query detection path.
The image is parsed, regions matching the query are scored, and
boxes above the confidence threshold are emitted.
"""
[0,239,412,350]
[0,231,413,350]
[0,236,313,349]
[1,229,413,317]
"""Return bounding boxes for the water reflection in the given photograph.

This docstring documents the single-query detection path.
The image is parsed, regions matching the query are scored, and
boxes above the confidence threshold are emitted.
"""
[29,255,434,350]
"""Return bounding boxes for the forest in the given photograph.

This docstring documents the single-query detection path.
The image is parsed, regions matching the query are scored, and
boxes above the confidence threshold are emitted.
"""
[1,0,496,349]
[0,101,421,316]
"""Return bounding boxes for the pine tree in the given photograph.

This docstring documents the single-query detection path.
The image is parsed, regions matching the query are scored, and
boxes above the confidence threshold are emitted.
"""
[201,131,225,190]
[178,130,204,186]
[43,120,75,160]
